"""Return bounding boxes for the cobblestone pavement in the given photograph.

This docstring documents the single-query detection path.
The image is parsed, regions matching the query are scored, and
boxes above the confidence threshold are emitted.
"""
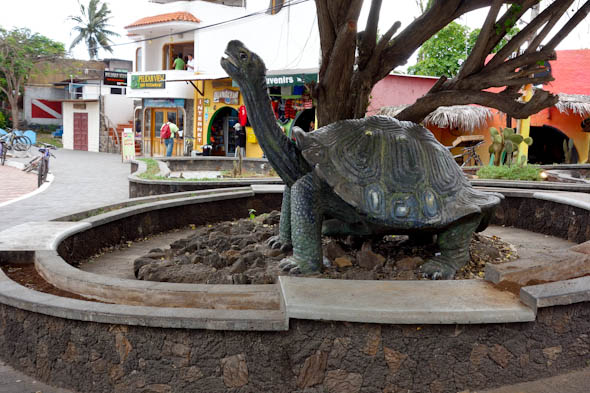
[0,164,38,206]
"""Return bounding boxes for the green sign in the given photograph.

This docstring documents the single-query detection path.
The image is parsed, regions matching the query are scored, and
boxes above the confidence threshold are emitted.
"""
[130,74,166,89]
[265,73,317,87]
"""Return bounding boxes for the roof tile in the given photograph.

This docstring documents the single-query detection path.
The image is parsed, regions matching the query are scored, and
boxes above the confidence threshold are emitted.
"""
[125,12,201,29]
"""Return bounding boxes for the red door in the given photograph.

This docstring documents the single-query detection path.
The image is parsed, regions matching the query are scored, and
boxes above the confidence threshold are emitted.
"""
[73,113,88,151]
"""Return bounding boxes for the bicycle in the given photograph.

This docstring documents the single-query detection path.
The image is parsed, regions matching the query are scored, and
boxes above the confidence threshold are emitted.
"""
[0,129,32,152]
[23,143,57,187]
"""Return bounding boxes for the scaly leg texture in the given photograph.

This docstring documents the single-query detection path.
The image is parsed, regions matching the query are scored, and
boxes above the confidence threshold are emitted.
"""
[279,173,323,274]
[421,215,481,279]
[267,186,293,251]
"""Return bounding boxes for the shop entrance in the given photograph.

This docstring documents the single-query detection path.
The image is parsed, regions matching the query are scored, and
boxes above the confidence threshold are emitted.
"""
[528,125,577,164]
[150,108,184,156]
[208,107,239,156]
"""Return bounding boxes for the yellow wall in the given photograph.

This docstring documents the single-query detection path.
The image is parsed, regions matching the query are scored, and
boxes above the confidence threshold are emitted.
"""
[193,78,264,158]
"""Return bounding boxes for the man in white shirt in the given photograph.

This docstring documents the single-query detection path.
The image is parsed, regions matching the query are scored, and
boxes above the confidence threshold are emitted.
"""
[186,54,195,72]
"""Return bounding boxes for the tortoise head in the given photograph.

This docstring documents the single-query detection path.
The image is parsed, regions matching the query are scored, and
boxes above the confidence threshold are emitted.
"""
[220,40,266,86]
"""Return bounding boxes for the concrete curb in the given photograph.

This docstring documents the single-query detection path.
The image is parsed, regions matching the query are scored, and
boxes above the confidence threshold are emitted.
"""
[1,186,590,331]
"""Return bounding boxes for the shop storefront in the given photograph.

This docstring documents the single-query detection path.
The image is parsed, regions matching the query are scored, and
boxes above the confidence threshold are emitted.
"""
[265,69,318,139]
[141,98,186,157]
[182,69,318,158]
[127,71,194,157]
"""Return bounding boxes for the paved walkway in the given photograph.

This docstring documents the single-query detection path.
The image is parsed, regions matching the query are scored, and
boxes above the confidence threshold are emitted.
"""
[0,149,129,392]
[0,149,129,232]
[0,164,38,206]
[2,150,590,392]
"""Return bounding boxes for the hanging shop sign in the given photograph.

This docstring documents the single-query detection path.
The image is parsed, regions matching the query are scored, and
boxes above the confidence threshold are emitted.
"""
[144,99,185,108]
[265,73,317,87]
[104,71,128,86]
[213,89,239,105]
[196,98,205,145]
[130,74,166,89]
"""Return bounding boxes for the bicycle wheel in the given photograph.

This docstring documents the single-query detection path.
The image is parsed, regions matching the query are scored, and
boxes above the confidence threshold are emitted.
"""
[13,135,31,151]
[0,143,5,165]
[23,156,39,172]
[37,159,45,187]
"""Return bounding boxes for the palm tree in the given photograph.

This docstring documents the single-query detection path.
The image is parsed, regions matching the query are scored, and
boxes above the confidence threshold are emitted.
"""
[69,0,119,59]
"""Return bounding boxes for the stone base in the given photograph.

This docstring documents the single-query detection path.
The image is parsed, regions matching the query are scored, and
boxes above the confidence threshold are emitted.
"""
[1,302,589,393]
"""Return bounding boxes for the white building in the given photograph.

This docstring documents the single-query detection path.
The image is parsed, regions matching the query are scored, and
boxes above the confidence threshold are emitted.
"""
[125,0,320,157]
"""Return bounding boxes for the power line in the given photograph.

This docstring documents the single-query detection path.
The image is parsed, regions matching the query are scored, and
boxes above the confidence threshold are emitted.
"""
[82,0,312,55]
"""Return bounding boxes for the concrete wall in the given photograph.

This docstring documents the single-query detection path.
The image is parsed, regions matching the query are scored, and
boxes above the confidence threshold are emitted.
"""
[62,101,100,152]
[104,95,134,126]
[23,86,66,126]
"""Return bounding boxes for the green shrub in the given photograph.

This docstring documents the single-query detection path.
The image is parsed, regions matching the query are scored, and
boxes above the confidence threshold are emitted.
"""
[476,165,543,181]
[0,111,6,129]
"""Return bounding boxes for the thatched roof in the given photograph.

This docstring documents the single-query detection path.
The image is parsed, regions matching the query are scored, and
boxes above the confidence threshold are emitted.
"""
[555,94,590,117]
[376,105,493,133]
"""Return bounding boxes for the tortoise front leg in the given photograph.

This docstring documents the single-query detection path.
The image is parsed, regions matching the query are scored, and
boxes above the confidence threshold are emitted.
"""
[278,173,323,274]
[267,185,293,251]
[420,215,481,279]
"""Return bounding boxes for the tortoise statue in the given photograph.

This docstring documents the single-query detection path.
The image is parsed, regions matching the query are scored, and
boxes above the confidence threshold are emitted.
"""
[221,40,502,279]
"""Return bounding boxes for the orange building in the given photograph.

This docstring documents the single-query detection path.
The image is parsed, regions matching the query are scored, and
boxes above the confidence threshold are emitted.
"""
[373,49,590,165]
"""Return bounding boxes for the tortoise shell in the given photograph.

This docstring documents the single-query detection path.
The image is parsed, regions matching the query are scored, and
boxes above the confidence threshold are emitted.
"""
[296,116,500,229]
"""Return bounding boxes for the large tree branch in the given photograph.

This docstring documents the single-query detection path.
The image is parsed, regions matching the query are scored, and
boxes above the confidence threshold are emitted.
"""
[544,0,590,51]
[456,0,503,79]
[489,0,572,68]
[357,0,381,70]
[379,0,524,79]
[395,88,558,123]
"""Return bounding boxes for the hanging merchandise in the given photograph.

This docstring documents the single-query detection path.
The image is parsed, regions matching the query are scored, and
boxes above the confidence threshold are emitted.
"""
[285,99,296,119]
[239,105,248,126]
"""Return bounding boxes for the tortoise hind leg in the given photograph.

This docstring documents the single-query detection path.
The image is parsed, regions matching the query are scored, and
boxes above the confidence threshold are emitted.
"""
[267,185,293,251]
[278,173,323,274]
[420,215,481,279]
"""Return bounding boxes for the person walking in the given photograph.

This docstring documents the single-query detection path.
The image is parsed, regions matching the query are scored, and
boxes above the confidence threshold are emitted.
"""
[234,123,246,158]
[172,53,185,70]
[161,114,179,157]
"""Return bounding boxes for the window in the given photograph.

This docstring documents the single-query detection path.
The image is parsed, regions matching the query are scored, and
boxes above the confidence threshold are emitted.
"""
[136,47,142,72]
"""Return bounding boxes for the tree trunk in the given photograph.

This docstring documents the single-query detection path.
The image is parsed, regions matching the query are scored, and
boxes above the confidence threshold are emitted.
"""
[8,95,19,130]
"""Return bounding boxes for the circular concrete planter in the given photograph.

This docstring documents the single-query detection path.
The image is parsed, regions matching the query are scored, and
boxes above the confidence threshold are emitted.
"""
[1,185,590,392]
[129,157,283,197]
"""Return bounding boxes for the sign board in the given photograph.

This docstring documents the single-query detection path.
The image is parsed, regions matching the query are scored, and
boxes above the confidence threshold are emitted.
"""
[144,98,185,108]
[121,128,135,162]
[265,73,317,87]
[213,89,239,105]
[130,74,165,89]
[104,71,128,86]
[196,98,204,146]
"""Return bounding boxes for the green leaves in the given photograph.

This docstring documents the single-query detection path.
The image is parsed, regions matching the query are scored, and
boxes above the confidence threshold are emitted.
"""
[68,0,119,59]
[408,22,472,77]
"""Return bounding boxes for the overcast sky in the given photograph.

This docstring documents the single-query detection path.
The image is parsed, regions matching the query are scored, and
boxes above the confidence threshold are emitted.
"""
[0,0,587,63]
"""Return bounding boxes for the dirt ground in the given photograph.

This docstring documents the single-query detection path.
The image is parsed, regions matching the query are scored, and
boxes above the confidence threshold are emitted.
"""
[130,211,518,285]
